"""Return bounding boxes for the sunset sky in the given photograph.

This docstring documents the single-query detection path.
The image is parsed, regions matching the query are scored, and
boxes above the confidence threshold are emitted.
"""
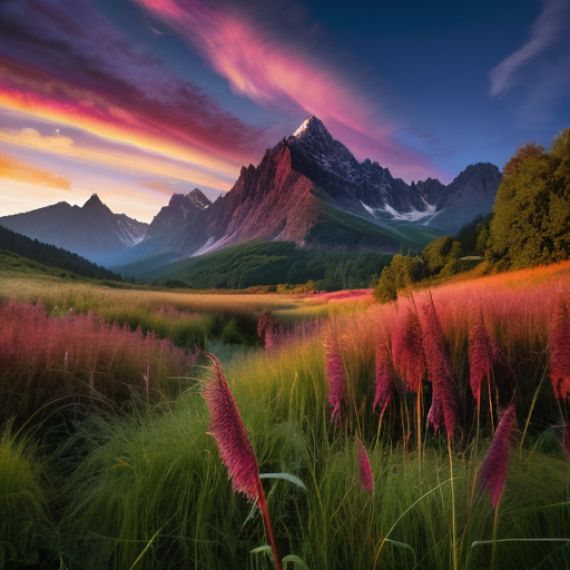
[1,0,569,222]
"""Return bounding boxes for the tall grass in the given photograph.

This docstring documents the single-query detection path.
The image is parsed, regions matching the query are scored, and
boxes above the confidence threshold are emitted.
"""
[0,302,190,424]
[0,430,52,567]
[1,261,570,568]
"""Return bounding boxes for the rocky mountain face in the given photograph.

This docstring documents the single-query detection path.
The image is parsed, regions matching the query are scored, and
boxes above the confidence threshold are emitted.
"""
[145,188,212,245]
[1,116,502,269]
[135,116,501,259]
[0,194,148,261]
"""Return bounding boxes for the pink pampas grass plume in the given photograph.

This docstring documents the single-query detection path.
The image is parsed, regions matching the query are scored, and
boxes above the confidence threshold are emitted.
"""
[325,334,347,427]
[392,308,425,392]
[479,402,517,508]
[202,355,259,500]
[468,322,498,405]
[202,355,281,569]
[563,422,570,459]
[550,298,570,400]
[356,436,374,494]
[374,339,394,416]
[421,298,458,438]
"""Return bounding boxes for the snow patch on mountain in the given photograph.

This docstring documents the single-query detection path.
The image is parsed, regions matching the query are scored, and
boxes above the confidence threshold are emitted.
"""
[360,198,436,223]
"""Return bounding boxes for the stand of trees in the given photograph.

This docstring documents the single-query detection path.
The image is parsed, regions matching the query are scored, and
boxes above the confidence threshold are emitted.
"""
[374,128,570,302]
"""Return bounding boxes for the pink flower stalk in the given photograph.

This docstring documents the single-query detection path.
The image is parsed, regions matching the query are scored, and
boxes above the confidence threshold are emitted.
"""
[563,422,570,459]
[420,299,458,438]
[356,436,374,494]
[374,339,394,416]
[325,335,347,427]
[202,356,259,500]
[392,308,425,392]
[202,356,281,570]
[468,322,498,405]
[550,299,570,401]
[479,403,517,508]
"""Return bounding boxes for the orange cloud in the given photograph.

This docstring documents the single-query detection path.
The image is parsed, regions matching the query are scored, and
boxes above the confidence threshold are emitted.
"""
[0,127,233,191]
[0,152,71,191]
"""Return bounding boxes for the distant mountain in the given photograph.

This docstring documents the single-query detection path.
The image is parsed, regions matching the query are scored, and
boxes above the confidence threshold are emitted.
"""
[1,117,501,278]
[0,194,148,262]
[145,188,212,246]
[126,116,499,266]
[0,225,120,280]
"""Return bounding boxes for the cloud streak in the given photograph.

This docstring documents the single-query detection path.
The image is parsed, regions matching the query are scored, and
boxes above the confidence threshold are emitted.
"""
[0,126,234,191]
[0,0,268,181]
[0,152,71,190]
[489,0,570,98]
[137,0,444,181]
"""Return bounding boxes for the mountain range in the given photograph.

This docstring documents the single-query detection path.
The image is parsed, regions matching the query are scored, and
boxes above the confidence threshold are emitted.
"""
[0,116,501,273]
[0,194,148,262]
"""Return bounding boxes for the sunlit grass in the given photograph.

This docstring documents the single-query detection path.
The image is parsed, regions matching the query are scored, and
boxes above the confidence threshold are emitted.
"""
[1,261,569,568]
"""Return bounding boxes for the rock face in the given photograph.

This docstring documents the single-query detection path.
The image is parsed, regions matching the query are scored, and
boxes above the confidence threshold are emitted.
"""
[0,194,148,261]
[1,116,502,267]
[145,189,212,246]
[141,116,501,257]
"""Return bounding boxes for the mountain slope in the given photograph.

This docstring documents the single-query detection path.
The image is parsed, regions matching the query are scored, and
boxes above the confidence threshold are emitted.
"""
[131,116,500,265]
[129,240,391,290]
[0,225,120,280]
[0,194,148,261]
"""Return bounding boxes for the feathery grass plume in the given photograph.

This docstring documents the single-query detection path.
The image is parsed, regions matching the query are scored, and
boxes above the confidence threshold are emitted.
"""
[202,355,259,500]
[392,307,425,392]
[420,298,458,437]
[374,338,394,416]
[549,298,570,400]
[325,332,347,427]
[468,322,498,405]
[356,436,374,494]
[563,422,570,459]
[479,403,517,508]
[202,355,281,569]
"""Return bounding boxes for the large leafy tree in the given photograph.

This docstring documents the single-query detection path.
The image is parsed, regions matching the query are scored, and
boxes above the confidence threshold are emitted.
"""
[488,131,570,267]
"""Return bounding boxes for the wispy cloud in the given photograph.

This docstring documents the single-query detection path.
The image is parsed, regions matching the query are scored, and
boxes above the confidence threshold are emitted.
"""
[489,0,570,98]
[0,126,233,191]
[136,0,445,181]
[0,152,71,190]
[0,0,267,177]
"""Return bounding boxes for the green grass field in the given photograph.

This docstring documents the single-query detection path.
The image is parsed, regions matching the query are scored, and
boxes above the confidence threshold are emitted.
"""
[1,259,569,569]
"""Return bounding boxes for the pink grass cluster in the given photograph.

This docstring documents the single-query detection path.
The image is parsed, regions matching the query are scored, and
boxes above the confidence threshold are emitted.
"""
[356,436,374,494]
[468,322,498,405]
[374,339,394,416]
[325,334,347,427]
[479,403,517,508]
[549,299,570,400]
[0,302,188,418]
[392,308,425,392]
[420,299,458,437]
[202,356,259,500]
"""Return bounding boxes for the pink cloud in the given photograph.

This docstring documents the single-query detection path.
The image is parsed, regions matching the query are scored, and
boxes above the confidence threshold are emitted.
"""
[137,0,444,181]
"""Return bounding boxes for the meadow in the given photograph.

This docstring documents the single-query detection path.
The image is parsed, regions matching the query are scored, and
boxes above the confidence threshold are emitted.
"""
[1,261,569,569]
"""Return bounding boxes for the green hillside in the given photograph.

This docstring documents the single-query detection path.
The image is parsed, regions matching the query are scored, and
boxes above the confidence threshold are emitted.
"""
[127,240,391,290]
[0,225,120,280]
[309,191,441,252]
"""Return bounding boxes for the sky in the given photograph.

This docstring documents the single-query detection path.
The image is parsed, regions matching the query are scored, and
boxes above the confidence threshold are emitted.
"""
[0,0,569,222]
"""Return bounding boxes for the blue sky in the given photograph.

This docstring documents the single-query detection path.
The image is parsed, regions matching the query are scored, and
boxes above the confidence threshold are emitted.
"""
[0,0,568,220]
